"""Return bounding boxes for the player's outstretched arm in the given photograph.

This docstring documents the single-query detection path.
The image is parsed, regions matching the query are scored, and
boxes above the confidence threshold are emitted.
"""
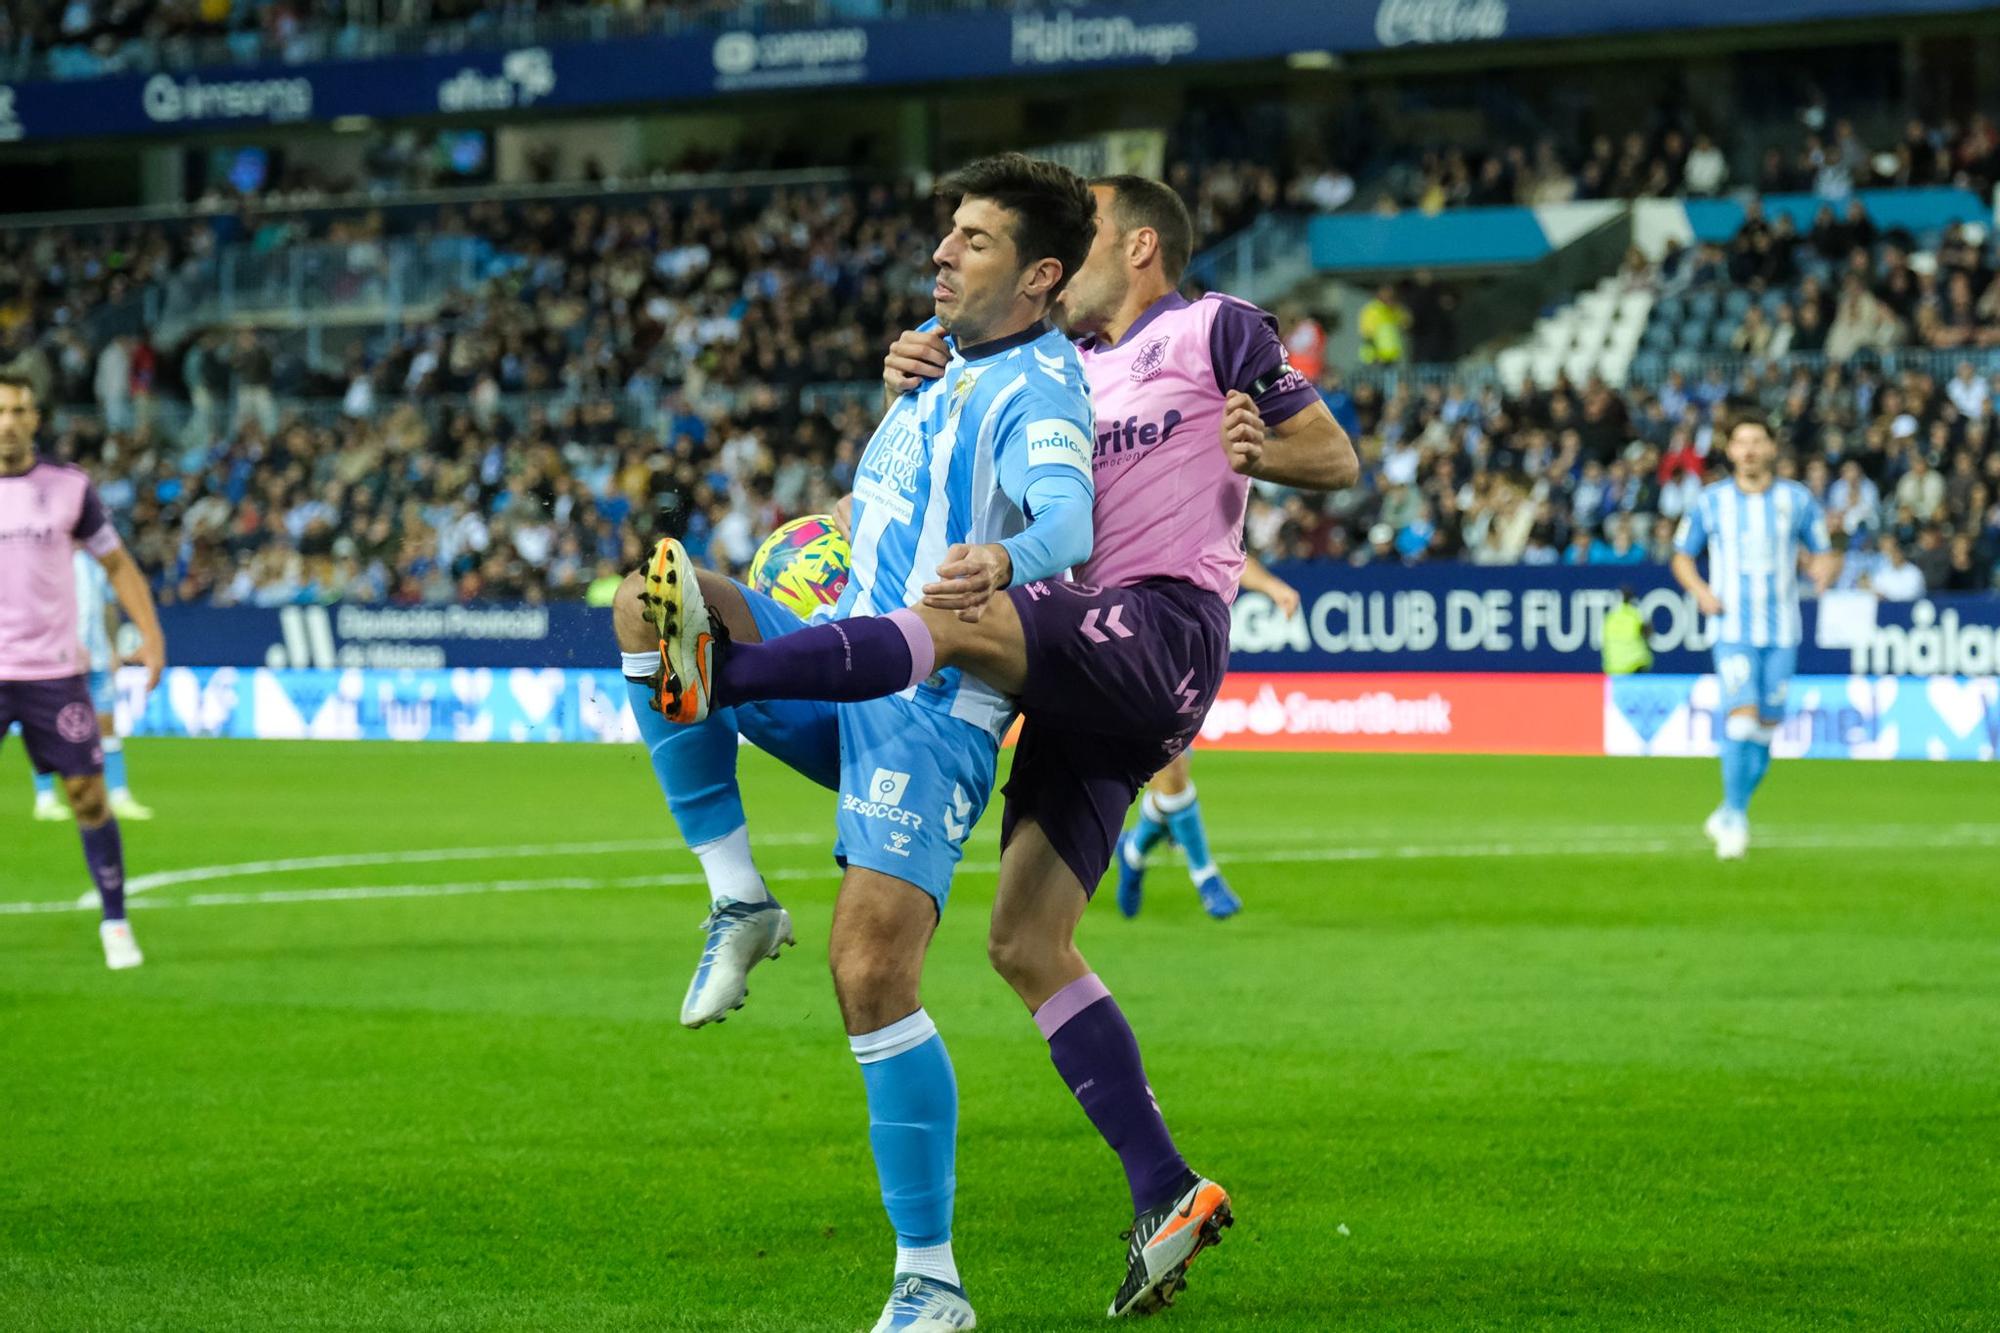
[1223,394,1358,491]
[98,547,166,693]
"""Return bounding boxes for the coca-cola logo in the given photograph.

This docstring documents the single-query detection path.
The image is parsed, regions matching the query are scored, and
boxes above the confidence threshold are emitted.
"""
[1374,0,1509,47]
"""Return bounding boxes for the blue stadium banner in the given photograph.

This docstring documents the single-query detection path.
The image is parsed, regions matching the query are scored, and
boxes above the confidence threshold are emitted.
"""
[150,577,2000,677]
[0,0,1988,144]
[1231,564,2000,677]
[157,603,610,670]
[1605,673,2000,762]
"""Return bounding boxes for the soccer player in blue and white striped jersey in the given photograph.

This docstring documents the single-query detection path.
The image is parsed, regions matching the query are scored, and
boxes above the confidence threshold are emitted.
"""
[1672,411,1838,859]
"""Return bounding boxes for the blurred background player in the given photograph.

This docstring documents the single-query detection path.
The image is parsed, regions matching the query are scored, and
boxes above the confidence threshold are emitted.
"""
[0,373,166,968]
[31,548,152,822]
[1672,411,1838,860]
[1113,555,1301,920]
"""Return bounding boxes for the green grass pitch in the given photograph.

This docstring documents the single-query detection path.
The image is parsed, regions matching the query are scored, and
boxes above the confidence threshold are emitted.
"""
[4,738,1998,1331]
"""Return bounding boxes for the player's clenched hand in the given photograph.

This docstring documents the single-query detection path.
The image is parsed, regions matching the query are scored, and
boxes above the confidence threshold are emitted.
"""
[1695,586,1725,617]
[923,543,1012,622]
[1269,580,1302,619]
[1222,390,1265,476]
[883,329,950,395]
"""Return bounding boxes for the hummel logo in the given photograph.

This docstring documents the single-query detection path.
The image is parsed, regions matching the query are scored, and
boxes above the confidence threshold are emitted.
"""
[886,832,913,857]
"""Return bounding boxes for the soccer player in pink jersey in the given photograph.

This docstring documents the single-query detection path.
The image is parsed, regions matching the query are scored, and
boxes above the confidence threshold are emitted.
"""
[651,177,1356,1315]
[0,374,167,969]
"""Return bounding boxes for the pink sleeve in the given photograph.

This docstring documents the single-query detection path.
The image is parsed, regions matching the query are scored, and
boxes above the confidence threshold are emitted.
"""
[74,483,122,557]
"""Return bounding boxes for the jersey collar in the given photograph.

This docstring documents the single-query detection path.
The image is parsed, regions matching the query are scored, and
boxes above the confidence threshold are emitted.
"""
[1113,291,1190,348]
[953,320,1051,362]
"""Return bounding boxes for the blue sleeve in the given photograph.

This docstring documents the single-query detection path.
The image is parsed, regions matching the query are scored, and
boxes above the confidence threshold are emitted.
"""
[993,380,1095,584]
[1673,492,1708,557]
[999,470,1094,585]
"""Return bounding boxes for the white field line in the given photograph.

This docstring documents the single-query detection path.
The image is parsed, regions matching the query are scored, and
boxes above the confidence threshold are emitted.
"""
[5,825,1997,919]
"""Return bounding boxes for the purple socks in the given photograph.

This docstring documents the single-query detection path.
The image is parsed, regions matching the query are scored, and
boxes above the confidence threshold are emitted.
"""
[1036,973,1192,1215]
[80,818,126,921]
[714,608,935,708]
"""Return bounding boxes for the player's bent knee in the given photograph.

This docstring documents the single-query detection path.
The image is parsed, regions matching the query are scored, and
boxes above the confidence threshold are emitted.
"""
[829,945,922,1029]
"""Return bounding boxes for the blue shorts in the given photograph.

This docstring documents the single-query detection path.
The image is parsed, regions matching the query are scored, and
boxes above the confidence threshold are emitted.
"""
[1713,643,1796,720]
[87,669,116,716]
[732,581,997,909]
[834,697,998,912]
[734,584,840,791]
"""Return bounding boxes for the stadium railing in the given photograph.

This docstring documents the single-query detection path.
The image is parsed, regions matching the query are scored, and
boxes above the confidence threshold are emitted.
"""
[143,237,485,340]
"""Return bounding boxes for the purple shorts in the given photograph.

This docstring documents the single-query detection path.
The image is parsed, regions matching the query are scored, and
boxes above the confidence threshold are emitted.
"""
[1001,577,1231,894]
[0,675,105,777]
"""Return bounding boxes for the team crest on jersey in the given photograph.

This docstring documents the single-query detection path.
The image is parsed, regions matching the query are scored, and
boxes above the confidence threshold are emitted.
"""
[946,369,982,422]
[1129,335,1171,383]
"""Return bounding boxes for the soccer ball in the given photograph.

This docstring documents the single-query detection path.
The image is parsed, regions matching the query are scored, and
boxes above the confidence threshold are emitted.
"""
[751,515,851,619]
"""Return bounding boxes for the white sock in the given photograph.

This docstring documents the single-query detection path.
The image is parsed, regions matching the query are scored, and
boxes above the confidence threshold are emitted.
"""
[620,650,659,678]
[1149,783,1198,815]
[692,825,769,906]
[896,1240,960,1287]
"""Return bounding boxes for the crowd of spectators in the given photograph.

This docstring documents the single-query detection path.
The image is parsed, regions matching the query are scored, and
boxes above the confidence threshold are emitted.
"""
[1641,212,2000,363]
[1263,361,2000,596]
[0,0,897,80]
[1360,109,2000,216]
[8,125,2000,604]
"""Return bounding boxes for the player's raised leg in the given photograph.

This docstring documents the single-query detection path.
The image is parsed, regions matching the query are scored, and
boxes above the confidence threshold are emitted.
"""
[987,815,1229,1317]
[615,566,807,1027]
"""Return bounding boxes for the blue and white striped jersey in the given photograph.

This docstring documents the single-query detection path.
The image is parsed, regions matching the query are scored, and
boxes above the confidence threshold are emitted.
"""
[842,318,1094,738]
[73,549,114,672]
[1675,478,1830,648]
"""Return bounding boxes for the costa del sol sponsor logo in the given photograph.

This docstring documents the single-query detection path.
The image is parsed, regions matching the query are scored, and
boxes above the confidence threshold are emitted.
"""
[1010,12,1198,67]
[1374,0,1509,48]
[711,28,867,89]
[142,72,313,124]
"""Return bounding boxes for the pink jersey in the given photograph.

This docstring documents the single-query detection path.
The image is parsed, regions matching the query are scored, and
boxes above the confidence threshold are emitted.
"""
[1077,292,1318,600]
[0,459,121,681]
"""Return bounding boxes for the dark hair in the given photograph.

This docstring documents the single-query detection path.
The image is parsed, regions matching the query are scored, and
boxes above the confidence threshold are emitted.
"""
[0,372,35,400]
[1092,174,1194,281]
[936,152,1096,297]
[1722,405,1772,439]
